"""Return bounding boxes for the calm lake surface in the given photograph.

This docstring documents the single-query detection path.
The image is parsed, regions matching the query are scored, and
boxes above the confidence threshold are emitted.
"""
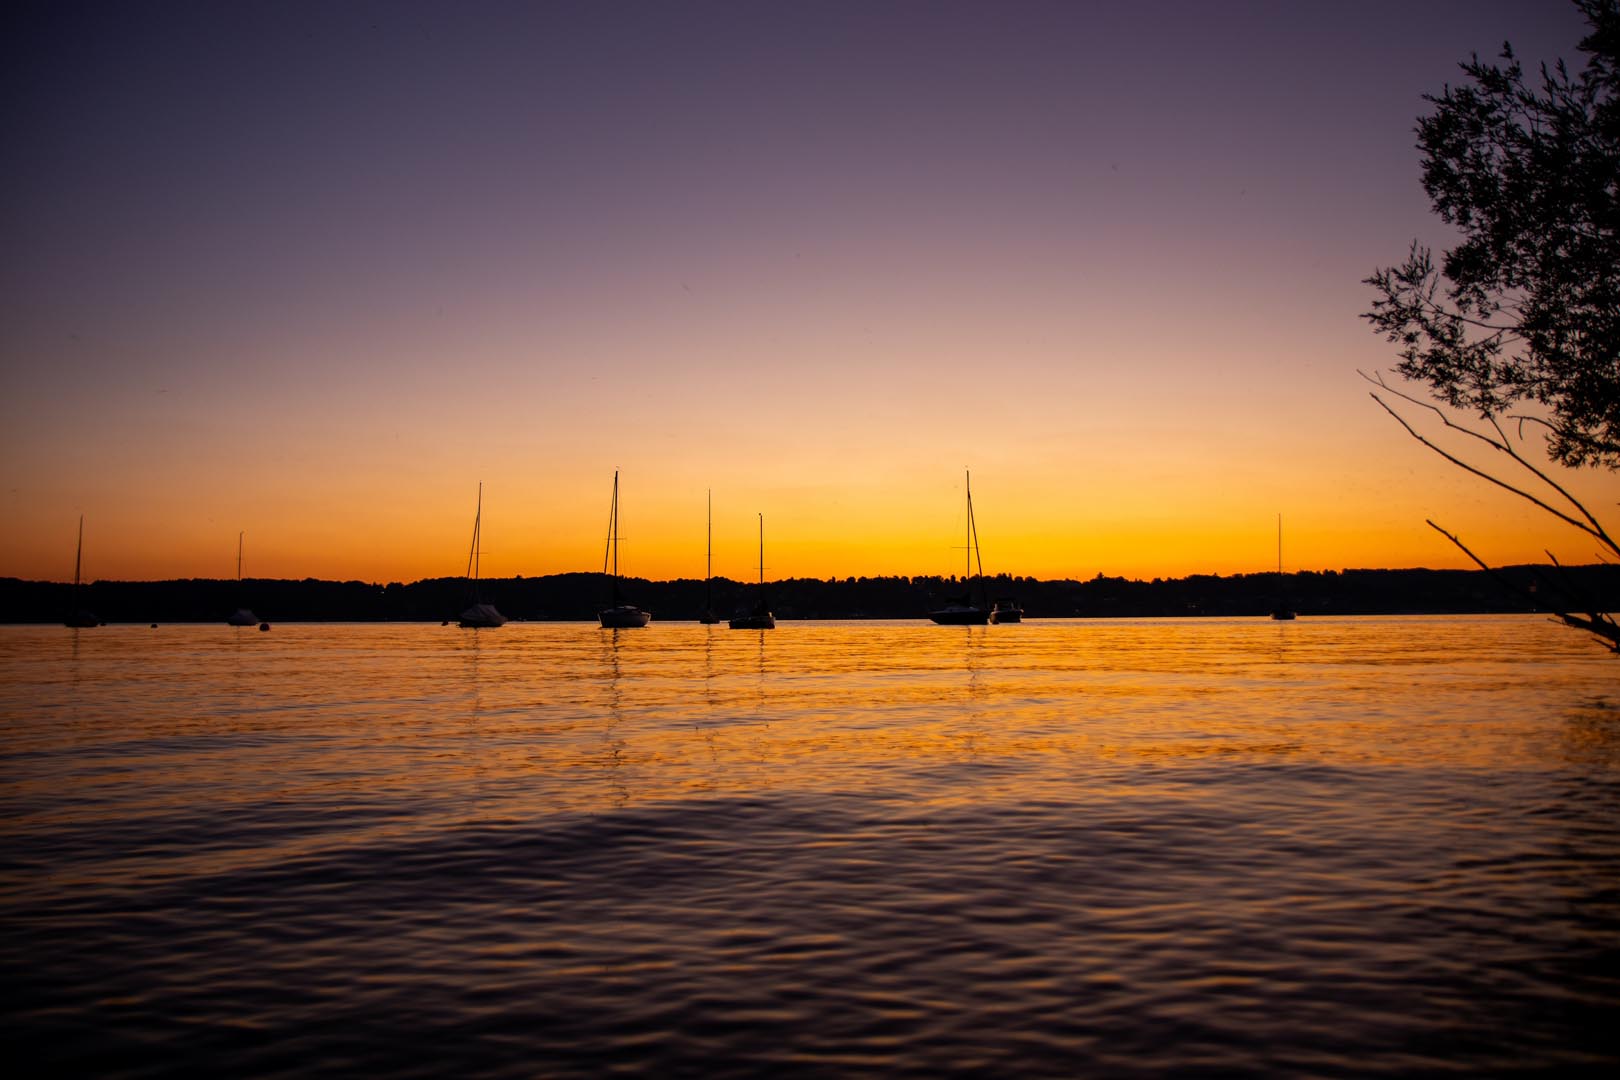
[3,616,1618,1077]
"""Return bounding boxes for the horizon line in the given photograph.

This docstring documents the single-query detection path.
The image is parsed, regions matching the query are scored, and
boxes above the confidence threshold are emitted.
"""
[10,561,1612,589]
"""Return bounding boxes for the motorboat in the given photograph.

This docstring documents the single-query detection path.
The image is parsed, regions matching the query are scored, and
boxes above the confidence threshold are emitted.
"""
[989,597,1024,623]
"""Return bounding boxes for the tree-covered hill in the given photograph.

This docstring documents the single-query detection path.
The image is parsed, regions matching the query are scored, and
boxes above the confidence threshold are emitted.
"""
[5,565,1618,623]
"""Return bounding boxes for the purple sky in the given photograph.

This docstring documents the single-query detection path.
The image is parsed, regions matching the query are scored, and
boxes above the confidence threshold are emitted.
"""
[2,1,1608,582]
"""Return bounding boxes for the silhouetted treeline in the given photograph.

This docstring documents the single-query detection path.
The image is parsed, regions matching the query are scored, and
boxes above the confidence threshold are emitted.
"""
[4,565,1618,623]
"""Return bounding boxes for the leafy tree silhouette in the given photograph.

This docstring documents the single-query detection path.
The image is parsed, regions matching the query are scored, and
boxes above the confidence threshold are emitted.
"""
[1364,0,1619,651]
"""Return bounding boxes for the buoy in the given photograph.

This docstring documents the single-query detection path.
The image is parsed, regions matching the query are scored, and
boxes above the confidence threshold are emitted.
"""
[258,622,270,632]
[150,623,158,629]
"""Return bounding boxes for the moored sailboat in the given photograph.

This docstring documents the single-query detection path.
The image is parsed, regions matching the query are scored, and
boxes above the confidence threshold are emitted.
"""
[728,513,775,630]
[599,469,651,628]
[1270,513,1297,621]
[225,531,262,627]
[458,483,507,628]
[699,489,720,624]
[64,515,101,627]
[929,470,989,625]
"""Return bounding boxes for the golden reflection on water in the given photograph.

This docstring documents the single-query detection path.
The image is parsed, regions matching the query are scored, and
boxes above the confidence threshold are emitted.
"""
[4,616,1617,1079]
[5,616,1613,835]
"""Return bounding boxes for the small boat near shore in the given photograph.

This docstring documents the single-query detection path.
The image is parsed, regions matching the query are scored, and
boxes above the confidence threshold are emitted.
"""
[989,597,1024,623]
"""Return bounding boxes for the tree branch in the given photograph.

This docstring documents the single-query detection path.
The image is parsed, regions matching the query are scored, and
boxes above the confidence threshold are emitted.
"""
[1412,287,1525,334]
[1360,370,1620,557]
[1427,520,1620,653]
[1509,413,1620,462]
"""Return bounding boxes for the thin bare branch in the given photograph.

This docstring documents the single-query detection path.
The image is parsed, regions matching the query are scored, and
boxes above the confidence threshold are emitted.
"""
[1427,521,1620,653]
[1535,550,1590,612]
[1369,390,1599,537]
[1428,519,1512,577]
[1508,412,1620,460]
[1360,370,1620,556]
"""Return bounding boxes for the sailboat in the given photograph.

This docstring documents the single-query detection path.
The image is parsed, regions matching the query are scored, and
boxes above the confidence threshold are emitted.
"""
[225,532,262,627]
[929,470,990,625]
[729,513,775,630]
[599,469,652,628]
[64,515,101,627]
[458,483,507,628]
[699,489,720,624]
[1270,513,1297,621]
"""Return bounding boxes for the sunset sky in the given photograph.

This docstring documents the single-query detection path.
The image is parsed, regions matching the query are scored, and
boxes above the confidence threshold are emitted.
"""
[3,0,1614,585]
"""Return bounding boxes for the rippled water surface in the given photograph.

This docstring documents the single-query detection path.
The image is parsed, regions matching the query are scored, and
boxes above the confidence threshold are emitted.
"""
[3,617,1618,1077]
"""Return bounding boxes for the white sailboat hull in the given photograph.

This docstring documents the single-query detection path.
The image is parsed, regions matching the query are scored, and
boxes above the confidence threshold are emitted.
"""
[459,603,507,628]
[929,605,988,625]
[599,605,651,628]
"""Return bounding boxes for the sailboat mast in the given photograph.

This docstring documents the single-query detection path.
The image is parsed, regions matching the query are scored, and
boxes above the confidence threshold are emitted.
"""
[74,515,84,588]
[968,472,985,579]
[603,470,622,606]
[1277,513,1283,576]
[966,470,985,605]
[473,483,483,596]
[963,471,971,583]
[237,531,244,582]
[758,513,764,585]
[602,474,615,576]
[465,484,482,590]
[706,489,713,609]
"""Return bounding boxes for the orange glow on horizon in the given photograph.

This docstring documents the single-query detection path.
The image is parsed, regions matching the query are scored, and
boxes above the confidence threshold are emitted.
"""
[6,441,1615,585]
[6,3,1610,594]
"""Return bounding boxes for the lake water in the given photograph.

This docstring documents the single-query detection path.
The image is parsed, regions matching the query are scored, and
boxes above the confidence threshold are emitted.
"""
[2,616,1618,1077]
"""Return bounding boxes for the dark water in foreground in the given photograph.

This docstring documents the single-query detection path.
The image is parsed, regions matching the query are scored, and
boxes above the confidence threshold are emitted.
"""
[3,617,1618,1077]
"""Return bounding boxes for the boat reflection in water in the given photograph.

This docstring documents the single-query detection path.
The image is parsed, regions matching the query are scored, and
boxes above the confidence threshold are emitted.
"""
[4,617,1617,1077]
[4,617,1615,1078]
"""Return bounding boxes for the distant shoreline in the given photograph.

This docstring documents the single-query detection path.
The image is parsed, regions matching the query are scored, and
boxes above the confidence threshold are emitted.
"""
[5,564,1616,624]
[0,614,1590,626]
